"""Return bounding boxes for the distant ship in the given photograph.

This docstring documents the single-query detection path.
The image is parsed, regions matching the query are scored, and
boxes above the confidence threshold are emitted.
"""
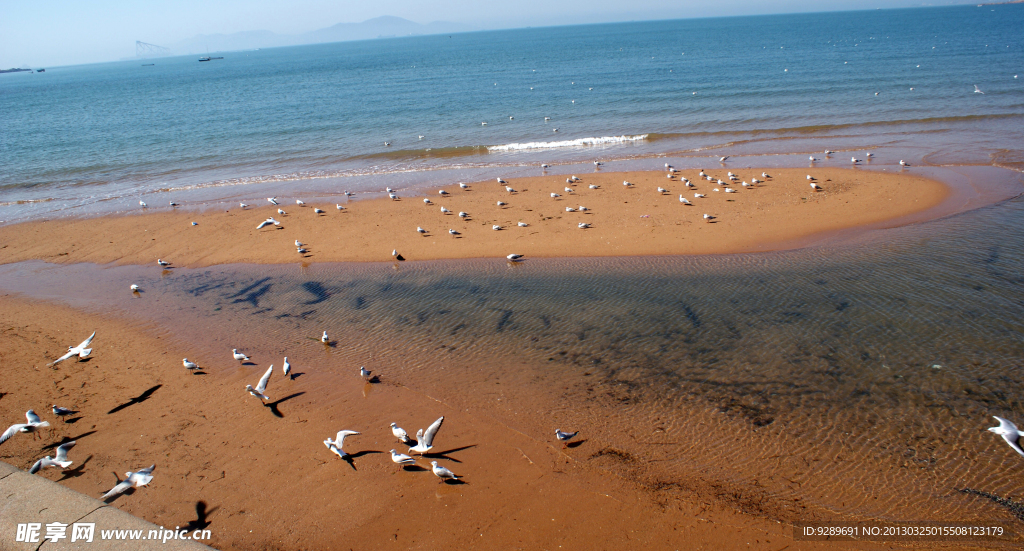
[198,56,224,62]
[36,69,45,72]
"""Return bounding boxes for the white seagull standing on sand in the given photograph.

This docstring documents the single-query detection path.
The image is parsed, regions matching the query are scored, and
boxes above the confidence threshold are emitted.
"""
[324,430,360,459]
[0,411,51,446]
[459,183,468,189]
[337,204,345,210]
[497,201,506,207]
[589,184,598,189]
[409,416,445,454]
[988,416,1024,457]
[314,208,325,214]
[360,366,372,379]
[703,213,712,222]
[578,222,590,229]
[458,211,468,218]
[679,195,690,204]
[246,365,274,402]
[321,331,329,343]
[391,423,411,443]
[441,207,450,214]
[551,193,560,198]
[296,199,305,206]
[49,331,96,366]
[555,429,579,447]
[694,193,705,198]
[29,440,76,474]
[900,160,908,166]
[423,198,431,204]
[431,461,459,483]
[101,465,155,501]
[497,178,507,184]
[157,259,170,267]
[492,225,502,230]
[232,349,250,362]
[810,182,821,190]
[295,240,304,247]
[282,357,291,378]
[439,190,449,196]
[417,227,427,234]
[182,358,199,372]
[517,222,528,227]
[449,229,459,236]
[391,450,416,469]
[52,405,77,422]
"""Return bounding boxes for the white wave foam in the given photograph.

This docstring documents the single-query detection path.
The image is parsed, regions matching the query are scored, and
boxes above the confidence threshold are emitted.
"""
[487,135,648,152]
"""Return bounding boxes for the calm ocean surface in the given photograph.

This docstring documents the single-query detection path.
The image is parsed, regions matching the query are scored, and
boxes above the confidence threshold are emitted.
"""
[1,4,1022,222]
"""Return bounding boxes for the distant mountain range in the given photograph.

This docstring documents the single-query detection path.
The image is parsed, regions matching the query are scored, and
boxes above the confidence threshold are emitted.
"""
[168,16,476,55]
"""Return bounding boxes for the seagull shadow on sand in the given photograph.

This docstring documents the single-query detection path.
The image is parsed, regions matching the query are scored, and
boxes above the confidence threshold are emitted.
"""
[340,450,384,471]
[566,439,586,449]
[57,455,93,481]
[43,430,96,450]
[180,501,218,532]
[401,464,428,472]
[108,385,162,414]
[265,392,305,418]
[421,445,476,464]
[288,371,305,380]
[62,415,83,425]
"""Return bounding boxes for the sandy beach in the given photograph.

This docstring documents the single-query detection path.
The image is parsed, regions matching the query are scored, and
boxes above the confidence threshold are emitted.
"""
[0,293,904,550]
[0,169,948,267]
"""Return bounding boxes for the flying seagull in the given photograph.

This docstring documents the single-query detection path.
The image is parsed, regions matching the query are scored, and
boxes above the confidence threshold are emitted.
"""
[29,441,76,474]
[431,461,459,483]
[101,465,155,501]
[974,85,984,94]
[0,410,51,446]
[988,416,1024,457]
[246,365,273,402]
[409,416,444,454]
[324,430,360,459]
[49,331,96,366]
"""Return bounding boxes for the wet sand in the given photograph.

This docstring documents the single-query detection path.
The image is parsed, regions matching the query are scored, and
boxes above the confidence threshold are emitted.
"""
[0,168,948,267]
[0,293,906,550]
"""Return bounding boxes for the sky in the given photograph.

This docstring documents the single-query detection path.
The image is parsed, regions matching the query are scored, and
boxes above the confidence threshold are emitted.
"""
[1,0,980,68]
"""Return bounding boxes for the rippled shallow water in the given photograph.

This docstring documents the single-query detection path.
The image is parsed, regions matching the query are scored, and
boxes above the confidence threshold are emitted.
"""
[2,192,1024,532]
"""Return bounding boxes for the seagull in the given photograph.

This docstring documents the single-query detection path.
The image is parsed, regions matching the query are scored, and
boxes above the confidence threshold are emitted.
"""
[387,187,394,193]
[544,117,550,121]
[256,218,279,229]
[139,200,147,208]
[706,176,713,181]
[824,150,833,156]
[101,465,155,501]
[190,221,197,226]
[703,213,712,222]
[810,182,821,190]
[232,349,250,362]
[497,178,507,184]
[566,178,572,184]
[974,85,984,94]
[555,429,578,447]
[441,207,450,214]
[267,197,279,205]
[295,240,304,247]
[384,141,391,146]
[806,175,814,180]
[657,187,667,193]
[579,206,589,211]
[685,181,694,187]
[391,449,416,469]
[699,171,706,177]
[719,156,729,162]
[360,366,372,379]
[741,181,750,187]
[0,411,50,445]
[182,358,199,371]
[296,199,305,206]
[865,152,874,158]
[900,160,908,166]
[496,201,507,207]
[418,135,424,140]
[988,416,1024,457]
[594,161,602,166]
[517,222,528,227]
[439,190,449,195]
[239,203,249,209]
[564,187,574,193]
[51,405,77,422]
[417,226,427,233]
[578,222,590,229]
[505,186,515,193]
[762,172,770,178]
[344,191,353,197]
[565,207,576,212]
[169,201,179,207]
[409,416,444,454]
[589,184,598,189]
[246,365,273,402]
[679,195,690,204]
[157,259,170,267]
[716,179,724,185]
[388,193,397,200]
[49,331,96,365]
[541,164,550,168]
[666,174,673,179]
[694,193,705,198]
[551,193,560,198]
[29,441,76,474]
[423,198,431,204]
[851,157,861,164]
[314,208,325,214]
[321,331,329,343]
[391,423,411,443]
[297,247,307,254]
[431,461,459,483]
[324,430,360,459]
[751,178,760,184]
[458,211,468,218]
[449,229,459,236]
[459,183,468,189]
[492,225,502,230]
[724,188,736,193]
[507,253,524,261]
[809,156,818,162]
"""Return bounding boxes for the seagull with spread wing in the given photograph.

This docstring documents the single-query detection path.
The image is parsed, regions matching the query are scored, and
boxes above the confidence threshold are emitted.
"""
[246,366,273,402]
[101,465,155,501]
[49,331,95,366]
[29,441,76,474]
[409,416,444,454]
[0,410,51,446]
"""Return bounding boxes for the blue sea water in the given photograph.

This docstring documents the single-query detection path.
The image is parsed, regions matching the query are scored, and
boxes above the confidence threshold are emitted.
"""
[1,4,1022,221]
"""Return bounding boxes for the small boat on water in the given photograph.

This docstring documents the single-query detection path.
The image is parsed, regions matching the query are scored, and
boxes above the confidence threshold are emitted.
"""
[198,56,224,62]
[36,68,45,72]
